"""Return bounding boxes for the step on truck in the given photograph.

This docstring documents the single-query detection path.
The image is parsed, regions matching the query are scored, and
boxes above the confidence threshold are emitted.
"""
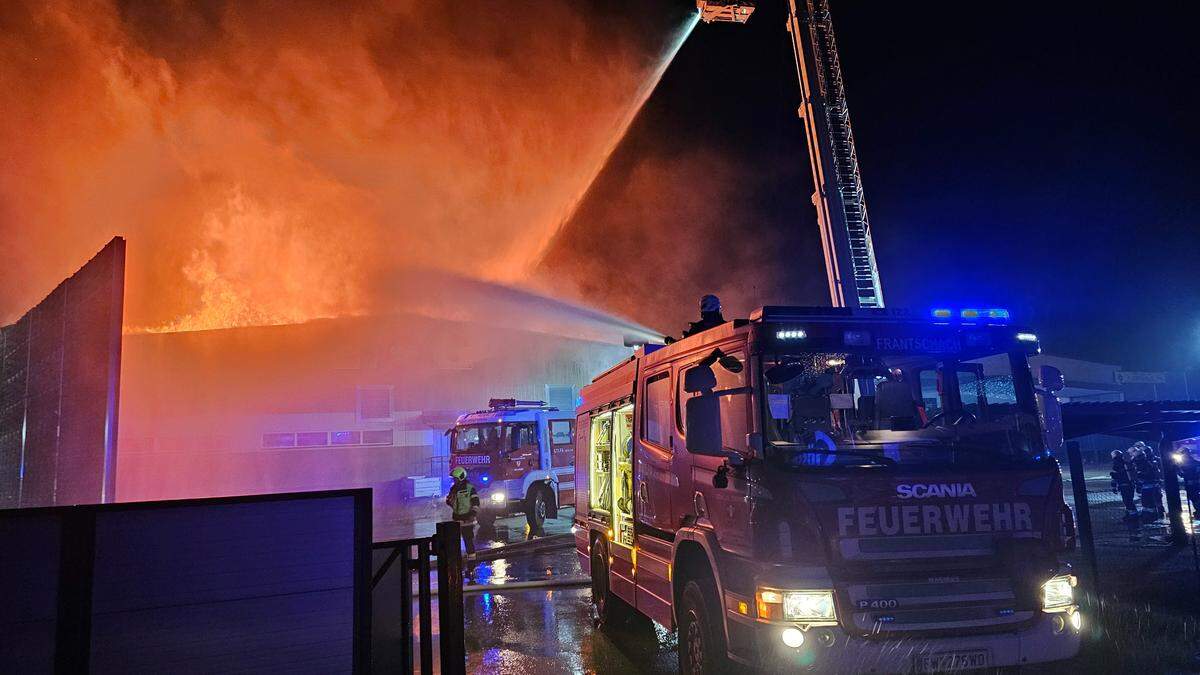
[449,399,576,533]
[574,306,1081,673]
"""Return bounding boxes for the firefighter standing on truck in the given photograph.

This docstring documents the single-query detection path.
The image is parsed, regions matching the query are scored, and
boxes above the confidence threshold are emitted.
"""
[446,467,480,560]
[683,294,727,337]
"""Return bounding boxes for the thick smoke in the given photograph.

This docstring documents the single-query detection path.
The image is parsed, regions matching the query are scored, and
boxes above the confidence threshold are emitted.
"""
[0,0,693,331]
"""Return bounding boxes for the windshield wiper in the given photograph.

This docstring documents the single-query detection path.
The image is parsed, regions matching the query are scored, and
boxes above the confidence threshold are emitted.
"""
[899,440,1025,462]
[777,446,896,466]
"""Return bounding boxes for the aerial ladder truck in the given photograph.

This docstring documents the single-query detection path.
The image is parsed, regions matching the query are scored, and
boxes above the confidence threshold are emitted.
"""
[572,3,1081,672]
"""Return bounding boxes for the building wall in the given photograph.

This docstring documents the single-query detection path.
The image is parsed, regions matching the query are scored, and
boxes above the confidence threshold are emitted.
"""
[116,313,631,510]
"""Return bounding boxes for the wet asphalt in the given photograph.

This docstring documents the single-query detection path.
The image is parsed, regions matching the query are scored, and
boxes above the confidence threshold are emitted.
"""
[374,510,680,673]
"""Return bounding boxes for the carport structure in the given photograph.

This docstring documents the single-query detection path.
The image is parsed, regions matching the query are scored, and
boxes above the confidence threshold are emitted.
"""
[1061,401,1200,588]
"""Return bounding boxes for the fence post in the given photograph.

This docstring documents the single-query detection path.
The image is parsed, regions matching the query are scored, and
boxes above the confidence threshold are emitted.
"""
[400,545,414,674]
[435,521,466,675]
[1065,441,1100,594]
[418,540,433,675]
[56,508,98,673]
[1158,436,1188,545]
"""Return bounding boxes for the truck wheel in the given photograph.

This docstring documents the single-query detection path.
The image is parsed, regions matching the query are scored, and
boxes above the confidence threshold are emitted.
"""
[678,577,730,675]
[590,540,629,628]
[526,486,548,535]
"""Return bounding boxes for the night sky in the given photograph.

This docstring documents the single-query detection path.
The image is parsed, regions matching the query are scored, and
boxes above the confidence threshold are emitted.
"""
[544,1,1199,371]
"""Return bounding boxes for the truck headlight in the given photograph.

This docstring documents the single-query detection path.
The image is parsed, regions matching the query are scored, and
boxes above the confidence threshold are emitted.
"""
[490,492,507,504]
[757,588,837,623]
[1041,575,1076,611]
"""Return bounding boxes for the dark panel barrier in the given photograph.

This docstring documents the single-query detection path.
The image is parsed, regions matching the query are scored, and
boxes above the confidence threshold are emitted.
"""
[0,237,125,508]
[0,489,371,673]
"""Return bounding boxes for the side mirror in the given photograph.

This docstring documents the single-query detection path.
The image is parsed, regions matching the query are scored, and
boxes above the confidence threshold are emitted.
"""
[683,365,718,393]
[685,395,724,456]
[1036,388,1064,454]
[1040,365,1065,393]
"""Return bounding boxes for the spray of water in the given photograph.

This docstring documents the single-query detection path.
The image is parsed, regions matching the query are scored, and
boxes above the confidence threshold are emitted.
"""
[521,12,702,276]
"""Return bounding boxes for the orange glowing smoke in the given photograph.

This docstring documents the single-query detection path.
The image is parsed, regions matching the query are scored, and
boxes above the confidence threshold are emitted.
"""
[0,0,695,332]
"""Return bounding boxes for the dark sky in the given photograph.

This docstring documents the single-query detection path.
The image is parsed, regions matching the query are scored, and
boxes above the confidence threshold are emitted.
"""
[544,1,1200,371]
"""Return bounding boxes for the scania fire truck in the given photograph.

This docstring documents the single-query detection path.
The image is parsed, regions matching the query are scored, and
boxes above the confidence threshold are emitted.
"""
[449,399,575,532]
[574,307,1081,673]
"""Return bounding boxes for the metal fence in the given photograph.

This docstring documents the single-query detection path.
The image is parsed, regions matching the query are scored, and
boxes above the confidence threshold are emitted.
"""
[372,521,466,675]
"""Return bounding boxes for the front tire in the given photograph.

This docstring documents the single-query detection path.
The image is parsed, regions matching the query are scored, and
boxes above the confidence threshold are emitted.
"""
[526,486,548,535]
[678,577,730,675]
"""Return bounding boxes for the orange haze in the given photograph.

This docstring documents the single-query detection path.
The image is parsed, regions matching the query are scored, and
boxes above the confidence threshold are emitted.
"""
[0,0,695,332]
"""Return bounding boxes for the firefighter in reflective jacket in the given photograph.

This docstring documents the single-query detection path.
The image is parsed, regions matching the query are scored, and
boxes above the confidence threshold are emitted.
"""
[1129,442,1164,518]
[1109,449,1138,517]
[446,467,480,559]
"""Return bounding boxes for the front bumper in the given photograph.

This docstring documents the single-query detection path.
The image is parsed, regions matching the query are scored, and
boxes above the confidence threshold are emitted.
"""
[479,498,525,518]
[750,611,1081,673]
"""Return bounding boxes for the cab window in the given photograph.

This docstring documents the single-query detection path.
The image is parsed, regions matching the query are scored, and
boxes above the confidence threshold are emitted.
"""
[508,423,537,452]
[679,354,750,452]
[644,372,672,447]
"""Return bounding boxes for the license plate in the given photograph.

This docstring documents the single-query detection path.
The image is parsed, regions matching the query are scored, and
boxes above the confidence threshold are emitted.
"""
[913,649,990,673]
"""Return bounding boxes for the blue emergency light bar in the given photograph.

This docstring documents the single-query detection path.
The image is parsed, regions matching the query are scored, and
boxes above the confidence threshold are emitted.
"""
[930,307,1011,324]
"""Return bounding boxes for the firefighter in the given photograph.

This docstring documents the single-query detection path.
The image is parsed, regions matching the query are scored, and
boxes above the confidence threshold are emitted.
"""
[1129,442,1164,518]
[1173,442,1200,518]
[446,467,480,560]
[682,294,727,337]
[1109,448,1138,518]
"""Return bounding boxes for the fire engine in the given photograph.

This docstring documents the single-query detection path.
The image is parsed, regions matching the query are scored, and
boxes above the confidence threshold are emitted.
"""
[574,306,1082,672]
[448,399,576,532]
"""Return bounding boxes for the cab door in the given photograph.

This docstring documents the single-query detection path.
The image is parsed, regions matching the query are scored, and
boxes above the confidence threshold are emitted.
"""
[677,348,755,556]
[504,422,538,480]
[636,369,675,533]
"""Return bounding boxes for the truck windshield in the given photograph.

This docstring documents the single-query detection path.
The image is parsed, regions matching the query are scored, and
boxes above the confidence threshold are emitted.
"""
[452,424,504,453]
[761,350,1042,467]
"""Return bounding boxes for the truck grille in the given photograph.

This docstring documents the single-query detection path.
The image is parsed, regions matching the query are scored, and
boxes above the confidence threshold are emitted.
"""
[839,534,995,560]
[843,577,1032,635]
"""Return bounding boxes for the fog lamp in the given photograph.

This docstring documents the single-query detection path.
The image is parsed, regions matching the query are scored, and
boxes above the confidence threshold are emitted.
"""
[781,627,805,649]
[1069,609,1082,632]
[490,492,507,504]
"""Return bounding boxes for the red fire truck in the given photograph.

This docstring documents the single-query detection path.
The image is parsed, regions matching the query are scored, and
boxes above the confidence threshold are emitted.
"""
[449,399,576,532]
[574,306,1081,672]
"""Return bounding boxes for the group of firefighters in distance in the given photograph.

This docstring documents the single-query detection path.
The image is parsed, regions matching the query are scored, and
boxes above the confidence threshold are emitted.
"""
[1109,440,1200,522]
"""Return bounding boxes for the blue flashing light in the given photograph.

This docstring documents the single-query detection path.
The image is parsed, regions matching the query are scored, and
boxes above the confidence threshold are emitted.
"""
[481,474,490,483]
[960,308,1010,323]
[1016,332,1038,343]
[998,608,1015,617]
[931,308,953,320]
[776,329,807,340]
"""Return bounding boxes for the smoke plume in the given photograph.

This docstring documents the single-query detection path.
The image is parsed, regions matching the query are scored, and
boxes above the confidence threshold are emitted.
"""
[0,0,694,332]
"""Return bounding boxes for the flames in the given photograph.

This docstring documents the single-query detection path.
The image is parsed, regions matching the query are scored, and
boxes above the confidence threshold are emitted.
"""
[0,0,695,332]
